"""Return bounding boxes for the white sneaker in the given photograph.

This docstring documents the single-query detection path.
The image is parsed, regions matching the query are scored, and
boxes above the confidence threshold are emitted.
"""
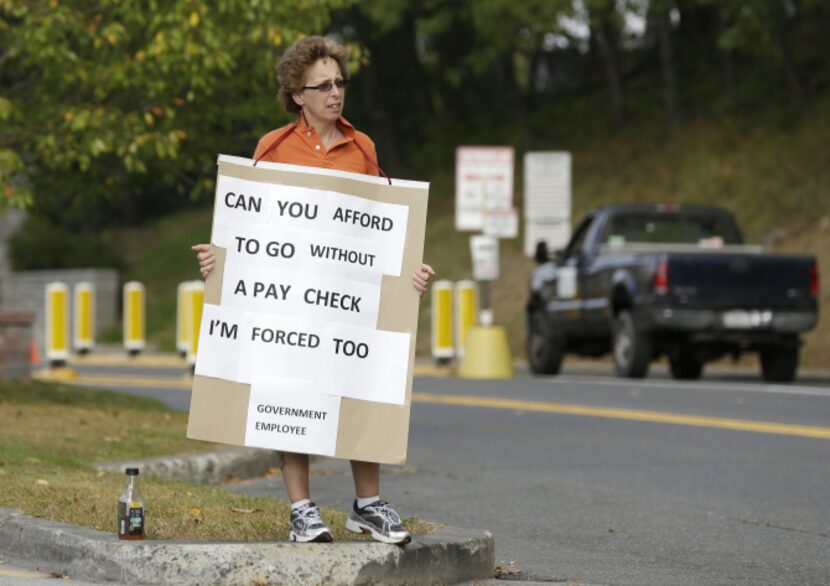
[289,502,333,543]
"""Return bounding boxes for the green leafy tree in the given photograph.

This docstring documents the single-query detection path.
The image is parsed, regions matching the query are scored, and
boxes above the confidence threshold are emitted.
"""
[0,0,353,219]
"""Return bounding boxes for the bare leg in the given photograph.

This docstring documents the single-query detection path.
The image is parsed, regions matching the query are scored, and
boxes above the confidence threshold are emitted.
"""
[282,452,310,503]
[350,460,380,498]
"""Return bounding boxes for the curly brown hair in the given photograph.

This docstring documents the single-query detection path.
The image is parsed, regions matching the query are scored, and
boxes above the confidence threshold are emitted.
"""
[277,36,349,114]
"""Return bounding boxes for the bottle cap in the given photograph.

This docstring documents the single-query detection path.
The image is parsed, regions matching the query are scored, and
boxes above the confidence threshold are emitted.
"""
[125,468,140,476]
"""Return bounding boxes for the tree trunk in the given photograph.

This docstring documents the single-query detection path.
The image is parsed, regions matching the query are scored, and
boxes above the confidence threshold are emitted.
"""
[774,8,805,109]
[594,19,624,126]
[657,8,681,126]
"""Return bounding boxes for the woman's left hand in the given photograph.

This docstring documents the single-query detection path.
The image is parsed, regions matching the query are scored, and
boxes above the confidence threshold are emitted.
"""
[412,263,435,297]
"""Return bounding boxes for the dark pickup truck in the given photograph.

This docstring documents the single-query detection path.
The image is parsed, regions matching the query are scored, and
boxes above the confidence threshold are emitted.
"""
[526,204,819,382]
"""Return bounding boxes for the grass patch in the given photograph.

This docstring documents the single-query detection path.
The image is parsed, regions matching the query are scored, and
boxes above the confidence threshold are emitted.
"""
[0,381,431,541]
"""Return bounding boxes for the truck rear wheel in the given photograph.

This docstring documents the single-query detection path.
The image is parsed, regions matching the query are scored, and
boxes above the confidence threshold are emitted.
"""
[613,310,651,378]
[760,343,799,383]
[527,310,564,375]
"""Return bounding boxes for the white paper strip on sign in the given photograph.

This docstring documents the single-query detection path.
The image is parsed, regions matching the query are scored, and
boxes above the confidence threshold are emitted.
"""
[194,304,245,381]
[245,377,341,457]
[224,221,384,283]
[221,262,382,328]
[212,175,409,276]
[318,321,411,405]
[236,311,326,385]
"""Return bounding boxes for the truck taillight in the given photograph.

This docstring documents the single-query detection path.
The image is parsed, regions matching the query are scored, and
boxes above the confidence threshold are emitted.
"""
[810,264,820,297]
[654,260,669,295]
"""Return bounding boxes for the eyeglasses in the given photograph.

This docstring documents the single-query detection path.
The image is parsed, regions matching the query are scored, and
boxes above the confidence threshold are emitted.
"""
[301,78,350,92]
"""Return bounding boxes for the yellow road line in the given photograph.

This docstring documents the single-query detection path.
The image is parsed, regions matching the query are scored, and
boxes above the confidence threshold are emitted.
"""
[30,370,830,441]
[412,392,830,441]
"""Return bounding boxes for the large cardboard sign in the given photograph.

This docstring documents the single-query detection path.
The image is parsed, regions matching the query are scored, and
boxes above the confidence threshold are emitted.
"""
[187,155,429,465]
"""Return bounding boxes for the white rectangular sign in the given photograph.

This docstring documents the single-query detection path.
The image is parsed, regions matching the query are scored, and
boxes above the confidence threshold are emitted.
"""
[245,378,341,457]
[524,152,572,257]
[470,235,500,281]
[213,175,409,276]
[456,147,514,231]
[483,207,519,239]
[196,304,411,405]
[220,262,382,328]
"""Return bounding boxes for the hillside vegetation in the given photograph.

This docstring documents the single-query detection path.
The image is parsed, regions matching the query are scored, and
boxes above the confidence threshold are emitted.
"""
[119,96,829,368]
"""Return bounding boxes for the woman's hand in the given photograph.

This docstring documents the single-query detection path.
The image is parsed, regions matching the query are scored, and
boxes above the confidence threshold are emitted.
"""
[191,244,215,279]
[412,263,435,297]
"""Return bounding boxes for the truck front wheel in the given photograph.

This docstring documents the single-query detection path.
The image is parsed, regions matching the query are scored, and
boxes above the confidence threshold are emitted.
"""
[760,342,799,383]
[613,310,651,378]
[527,311,564,375]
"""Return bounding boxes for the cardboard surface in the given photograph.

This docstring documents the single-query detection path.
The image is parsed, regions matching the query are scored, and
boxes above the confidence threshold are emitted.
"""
[187,157,428,465]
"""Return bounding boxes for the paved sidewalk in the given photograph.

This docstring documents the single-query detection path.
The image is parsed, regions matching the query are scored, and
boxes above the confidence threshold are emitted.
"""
[0,508,493,586]
[0,449,494,585]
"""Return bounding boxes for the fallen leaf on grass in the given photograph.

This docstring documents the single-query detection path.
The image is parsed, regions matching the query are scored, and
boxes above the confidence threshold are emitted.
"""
[188,506,203,516]
[35,479,49,486]
[230,507,261,515]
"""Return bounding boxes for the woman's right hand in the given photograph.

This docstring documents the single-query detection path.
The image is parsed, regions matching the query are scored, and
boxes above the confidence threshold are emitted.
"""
[191,244,215,279]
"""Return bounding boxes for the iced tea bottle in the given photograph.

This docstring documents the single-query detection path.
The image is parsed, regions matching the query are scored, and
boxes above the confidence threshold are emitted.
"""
[118,468,145,540]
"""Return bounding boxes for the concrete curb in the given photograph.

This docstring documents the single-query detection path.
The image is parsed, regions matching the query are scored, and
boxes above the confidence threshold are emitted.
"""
[94,446,283,485]
[0,508,494,585]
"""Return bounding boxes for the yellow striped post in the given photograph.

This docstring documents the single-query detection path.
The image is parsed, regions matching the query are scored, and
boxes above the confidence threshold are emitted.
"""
[431,280,455,362]
[123,281,145,355]
[45,282,70,366]
[185,281,205,366]
[455,280,478,358]
[176,282,189,356]
[73,282,95,354]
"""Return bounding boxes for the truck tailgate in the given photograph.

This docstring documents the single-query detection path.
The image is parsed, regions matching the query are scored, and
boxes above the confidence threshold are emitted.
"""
[666,253,815,309]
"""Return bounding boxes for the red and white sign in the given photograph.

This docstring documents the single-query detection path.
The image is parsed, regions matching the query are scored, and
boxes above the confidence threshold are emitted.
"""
[456,147,514,231]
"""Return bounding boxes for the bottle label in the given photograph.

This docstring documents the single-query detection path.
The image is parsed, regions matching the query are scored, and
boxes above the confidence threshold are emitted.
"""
[119,501,144,537]
[128,505,144,535]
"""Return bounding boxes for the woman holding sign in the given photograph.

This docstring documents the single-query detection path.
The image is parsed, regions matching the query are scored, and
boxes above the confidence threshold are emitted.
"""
[192,36,434,545]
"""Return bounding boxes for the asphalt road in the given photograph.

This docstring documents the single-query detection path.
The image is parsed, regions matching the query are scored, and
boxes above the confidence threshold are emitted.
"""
[17,360,830,585]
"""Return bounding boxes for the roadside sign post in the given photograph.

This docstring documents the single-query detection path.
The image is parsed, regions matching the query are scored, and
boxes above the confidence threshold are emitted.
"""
[73,282,95,354]
[455,146,515,379]
[469,235,499,325]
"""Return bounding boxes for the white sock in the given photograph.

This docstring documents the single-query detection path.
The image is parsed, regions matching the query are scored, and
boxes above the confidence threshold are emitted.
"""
[356,495,380,509]
[291,498,311,511]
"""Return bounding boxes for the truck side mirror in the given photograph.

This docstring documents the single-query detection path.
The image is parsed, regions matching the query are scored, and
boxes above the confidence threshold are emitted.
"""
[534,241,549,264]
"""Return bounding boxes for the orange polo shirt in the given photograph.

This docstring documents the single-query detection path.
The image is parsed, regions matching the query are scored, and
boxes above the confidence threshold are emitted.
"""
[253,116,379,176]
